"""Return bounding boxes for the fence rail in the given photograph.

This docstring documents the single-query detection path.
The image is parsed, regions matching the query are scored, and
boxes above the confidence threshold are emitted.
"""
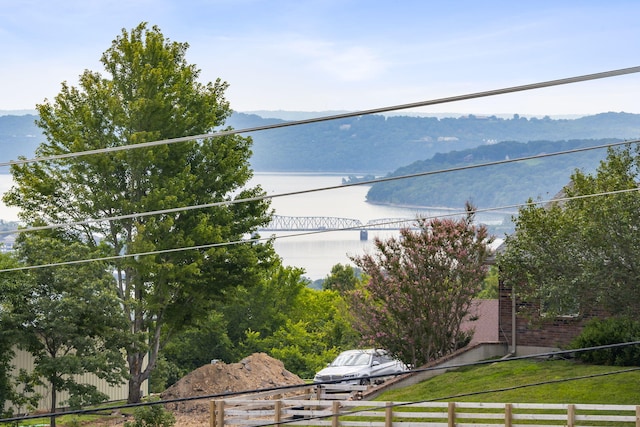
[210,399,640,427]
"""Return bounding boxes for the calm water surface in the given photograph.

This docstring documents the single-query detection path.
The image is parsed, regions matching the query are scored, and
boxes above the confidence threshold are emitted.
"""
[0,172,502,280]
[250,172,501,280]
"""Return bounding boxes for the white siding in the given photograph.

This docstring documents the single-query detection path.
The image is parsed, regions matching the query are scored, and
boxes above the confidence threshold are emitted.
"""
[4,347,147,414]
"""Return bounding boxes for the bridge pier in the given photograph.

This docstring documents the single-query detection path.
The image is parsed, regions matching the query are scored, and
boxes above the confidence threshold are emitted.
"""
[359,230,368,241]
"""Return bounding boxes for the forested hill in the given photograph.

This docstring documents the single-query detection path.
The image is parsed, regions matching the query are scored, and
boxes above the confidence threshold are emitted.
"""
[227,111,640,172]
[0,114,41,165]
[1,112,639,175]
[366,138,618,211]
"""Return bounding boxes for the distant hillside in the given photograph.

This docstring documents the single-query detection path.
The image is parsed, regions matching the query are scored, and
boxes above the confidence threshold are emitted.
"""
[227,111,640,173]
[0,114,41,167]
[366,138,616,212]
[1,112,639,176]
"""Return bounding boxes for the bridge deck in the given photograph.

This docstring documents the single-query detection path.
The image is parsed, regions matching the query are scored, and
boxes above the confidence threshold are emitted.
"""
[259,215,420,231]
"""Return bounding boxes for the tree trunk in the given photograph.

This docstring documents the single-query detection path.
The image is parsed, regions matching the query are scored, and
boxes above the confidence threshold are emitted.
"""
[50,381,57,427]
[127,353,145,404]
[128,375,144,404]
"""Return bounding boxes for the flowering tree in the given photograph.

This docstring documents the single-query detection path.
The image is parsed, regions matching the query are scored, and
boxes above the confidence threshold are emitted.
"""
[350,204,492,368]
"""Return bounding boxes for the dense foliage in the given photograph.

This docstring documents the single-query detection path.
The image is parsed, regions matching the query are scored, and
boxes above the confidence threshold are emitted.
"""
[0,252,19,417]
[2,232,129,426]
[498,143,640,319]
[154,263,358,389]
[366,138,614,209]
[124,400,176,427]
[322,263,366,293]
[3,23,273,404]
[571,317,640,366]
[350,205,492,368]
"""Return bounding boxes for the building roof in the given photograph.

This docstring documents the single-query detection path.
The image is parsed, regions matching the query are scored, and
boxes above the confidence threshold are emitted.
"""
[462,299,500,344]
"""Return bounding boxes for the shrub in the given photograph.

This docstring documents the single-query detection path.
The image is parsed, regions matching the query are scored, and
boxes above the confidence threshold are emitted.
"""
[124,402,176,427]
[570,316,640,366]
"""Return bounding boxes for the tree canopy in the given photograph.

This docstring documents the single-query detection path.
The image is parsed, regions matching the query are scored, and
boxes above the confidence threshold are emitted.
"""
[3,23,273,403]
[156,262,358,387]
[498,143,640,319]
[5,232,128,427]
[350,205,492,368]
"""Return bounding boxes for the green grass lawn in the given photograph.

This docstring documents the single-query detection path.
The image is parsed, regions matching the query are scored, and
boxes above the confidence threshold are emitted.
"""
[6,359,640,426]
[376,358,640,404]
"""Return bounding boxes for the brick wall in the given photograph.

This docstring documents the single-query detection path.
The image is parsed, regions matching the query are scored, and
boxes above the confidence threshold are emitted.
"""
[498,282,603,349]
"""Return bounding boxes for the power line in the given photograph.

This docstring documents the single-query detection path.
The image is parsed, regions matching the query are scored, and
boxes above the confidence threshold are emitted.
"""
[1,138,634,238]
[1,184,639,273]
[3,341,638,424]
[231,341,640,427]
[0,68,638,270]
[1,66,638,169]
[252,368,640,427]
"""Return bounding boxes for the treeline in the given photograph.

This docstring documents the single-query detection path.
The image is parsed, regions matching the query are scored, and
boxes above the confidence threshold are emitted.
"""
[228,111,640,172]
[366,138,615,209]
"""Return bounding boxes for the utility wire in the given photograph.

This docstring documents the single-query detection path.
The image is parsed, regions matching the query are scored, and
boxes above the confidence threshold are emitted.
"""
[1,66,638,169]
[0,138,634,238]
[250,368,640,427]
[1,69,638,421]
[0,67,638,269]
[221,341,640,427]
[3,341,639,424]
[1,184,639,273]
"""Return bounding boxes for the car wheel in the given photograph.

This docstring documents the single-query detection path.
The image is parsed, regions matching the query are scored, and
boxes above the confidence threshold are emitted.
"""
[359,378,371,386]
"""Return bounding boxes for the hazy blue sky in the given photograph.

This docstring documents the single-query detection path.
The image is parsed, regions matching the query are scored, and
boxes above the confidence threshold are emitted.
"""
[1,0,639,116]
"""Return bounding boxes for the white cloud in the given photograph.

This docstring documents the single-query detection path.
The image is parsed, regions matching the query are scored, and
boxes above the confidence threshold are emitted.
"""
[283,38,387,81]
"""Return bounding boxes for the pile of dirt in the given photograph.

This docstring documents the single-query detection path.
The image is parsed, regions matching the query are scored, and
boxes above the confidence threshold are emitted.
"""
[161,353,306,416]
[90,353,305,426]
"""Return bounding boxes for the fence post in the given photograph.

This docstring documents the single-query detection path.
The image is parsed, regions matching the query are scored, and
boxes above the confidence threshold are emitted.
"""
[332,400,341,427]
[567,404,575,427]
[448,402,456,427]
[636,405,639,427]
[504,403,512,427]
[385,402,393,427]
[275,400,282,426]
[212,400,224,427]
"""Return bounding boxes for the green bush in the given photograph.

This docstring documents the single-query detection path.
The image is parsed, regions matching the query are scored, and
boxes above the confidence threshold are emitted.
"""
[570,316,640,366]
[124,402,176,427]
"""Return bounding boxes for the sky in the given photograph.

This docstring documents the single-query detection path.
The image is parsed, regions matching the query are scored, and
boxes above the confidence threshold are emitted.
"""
[1,0,639,117]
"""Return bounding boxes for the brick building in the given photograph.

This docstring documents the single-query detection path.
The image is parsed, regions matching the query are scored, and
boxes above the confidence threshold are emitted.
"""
[498,281,605,355]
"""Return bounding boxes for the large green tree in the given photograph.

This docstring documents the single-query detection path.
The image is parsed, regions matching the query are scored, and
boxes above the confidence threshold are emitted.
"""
[158,262,359,385]
[322,263,365,294]
[499,143,640,318]
[3,23,273,403]
[6,232,128,427]
[350,205,492,368]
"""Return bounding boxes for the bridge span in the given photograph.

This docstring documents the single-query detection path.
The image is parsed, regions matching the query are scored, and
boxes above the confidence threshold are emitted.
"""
[258,215,420,240]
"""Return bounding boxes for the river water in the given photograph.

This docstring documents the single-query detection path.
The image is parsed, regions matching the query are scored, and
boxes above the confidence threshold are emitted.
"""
[0,172,504,280]
[249,172,503,280]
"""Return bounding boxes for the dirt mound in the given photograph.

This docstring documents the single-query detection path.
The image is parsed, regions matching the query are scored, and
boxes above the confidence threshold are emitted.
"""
[161,353,306,416]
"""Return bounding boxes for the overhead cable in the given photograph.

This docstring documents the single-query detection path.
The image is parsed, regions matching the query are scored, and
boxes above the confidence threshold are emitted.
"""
[1,66,638,168]
[2,340,639,424]
[1,138,635,238]
[2,184,639,273]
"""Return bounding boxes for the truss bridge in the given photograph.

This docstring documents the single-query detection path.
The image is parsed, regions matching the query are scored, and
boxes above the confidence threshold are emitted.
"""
[259,215,420,240]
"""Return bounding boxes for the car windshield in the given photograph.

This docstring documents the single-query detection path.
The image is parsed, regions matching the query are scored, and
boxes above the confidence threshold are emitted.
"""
[330,352,372,367]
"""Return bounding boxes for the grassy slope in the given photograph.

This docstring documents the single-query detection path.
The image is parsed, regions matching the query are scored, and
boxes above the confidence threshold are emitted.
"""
[376,359,640,404]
